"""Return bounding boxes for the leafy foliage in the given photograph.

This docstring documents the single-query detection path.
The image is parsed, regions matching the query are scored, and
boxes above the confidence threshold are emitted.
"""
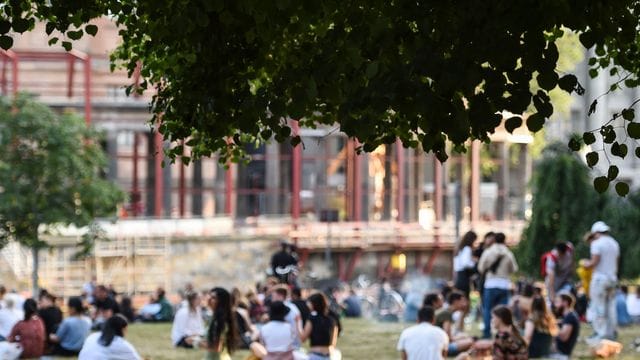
[0,94,123,250]
[2,1,639,165]
[516,143,606,277]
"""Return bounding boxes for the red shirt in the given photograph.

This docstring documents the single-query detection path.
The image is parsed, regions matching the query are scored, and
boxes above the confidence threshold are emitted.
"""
[8,316,45,358]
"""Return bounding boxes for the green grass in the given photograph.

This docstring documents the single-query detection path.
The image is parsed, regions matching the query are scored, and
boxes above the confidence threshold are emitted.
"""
[121,319,640,360]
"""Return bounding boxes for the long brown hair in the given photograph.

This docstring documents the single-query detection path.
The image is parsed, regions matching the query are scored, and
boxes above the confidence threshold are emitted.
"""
[492,305,526,344]
[530,296,558,335]
[455,231,477,255]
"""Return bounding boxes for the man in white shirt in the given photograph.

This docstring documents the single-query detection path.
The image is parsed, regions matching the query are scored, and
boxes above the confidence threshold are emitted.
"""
[581,221,620,340]
[271,285,303,349]
[397,306,448,360]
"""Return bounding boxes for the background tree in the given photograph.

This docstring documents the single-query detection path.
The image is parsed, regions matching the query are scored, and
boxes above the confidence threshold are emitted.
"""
[600,192,640,279]
[0,95,124,296]
[516,142,606,277]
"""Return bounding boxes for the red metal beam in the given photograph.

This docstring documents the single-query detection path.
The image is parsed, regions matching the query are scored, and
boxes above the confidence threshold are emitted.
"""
[179,141,186,217]
[415,251,422,273]
[224,163,233,215]
[83,55,91,125]
[470,140,480,223]
[344,248,363,281]
[396,140,405,222]
[132,133,140,217]
[67,56,75,98]
[291,121,302,223]
[434,157,443,221]
[298,248,310,269]
[153,129,164,217]
[337,253,346,281]
[353,141,362,222]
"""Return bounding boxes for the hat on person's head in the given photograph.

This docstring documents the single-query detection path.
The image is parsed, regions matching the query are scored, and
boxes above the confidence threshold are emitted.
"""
[591,221,610,234]
[269,301,290,321]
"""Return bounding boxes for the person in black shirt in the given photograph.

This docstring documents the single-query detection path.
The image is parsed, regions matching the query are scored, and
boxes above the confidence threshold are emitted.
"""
[553,293,580,358]
[301,292,338,359]
[291,287,310,326]
[92,285,120,329]
[270,242,298,283]
[38,290,63,354]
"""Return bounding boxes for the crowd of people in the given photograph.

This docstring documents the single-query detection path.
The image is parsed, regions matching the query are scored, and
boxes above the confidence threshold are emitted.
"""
[398,220,632,360]
[0,219,636,359]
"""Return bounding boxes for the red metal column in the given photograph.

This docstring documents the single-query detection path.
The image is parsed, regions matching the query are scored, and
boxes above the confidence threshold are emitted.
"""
[132,133,140,217]
[154,130,164,217]
[83,56,91,125]
[67,56,75,97]
[291,121,302,222]
[179,142,186,217]
[353,141,362,222]
[470,140,480,223]
[395,140,405,222]
[11,53,17,95]
[337,253,346,281]
[344,248,363,280]
[434,157,443,221]
[224,163,233,215]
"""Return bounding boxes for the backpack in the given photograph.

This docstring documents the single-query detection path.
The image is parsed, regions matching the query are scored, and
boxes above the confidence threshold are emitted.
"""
[540,251,557,278]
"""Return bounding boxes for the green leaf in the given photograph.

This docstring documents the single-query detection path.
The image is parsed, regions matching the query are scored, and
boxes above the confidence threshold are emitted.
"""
[568,137,581,151]
[505,116,522,133]
[583,132,596,145]
[621,108,635,121]
[628,122,640,139]
[526,113,545,132]
[579,31,595,49]
[290,135,301,147]
[611,142,628,158]
[557,74,578,93]
[536,71,558,90]
[67,29,83,40]
[615,182,629,197]
[48,37,59,46]
[0,20,10,34]
[85,24,98,36]
[588,100,598,116]
[45,22,56,35]
[62,41,72,51]
[0,35,13,50]
[365,61,379,79]
[11,18,31,33]
[636,147,640,159]
[607,165,619,180]
[593,176,609,193]
[586,151,599,167]
[588,68,598,78]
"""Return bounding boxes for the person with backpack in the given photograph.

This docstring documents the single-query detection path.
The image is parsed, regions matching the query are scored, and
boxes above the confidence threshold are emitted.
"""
[477,232,518,339]
[541,242,574,301]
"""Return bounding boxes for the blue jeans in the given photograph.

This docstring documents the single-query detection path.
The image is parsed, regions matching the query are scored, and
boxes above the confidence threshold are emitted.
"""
[483,287,510,338]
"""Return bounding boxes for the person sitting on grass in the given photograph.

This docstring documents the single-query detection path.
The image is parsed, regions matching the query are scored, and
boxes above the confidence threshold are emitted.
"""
[79,314,141,360]
[203,287,238,360]
[458,305,527,360]
[8,298,46,359]
[171,291,205,349]
[49,296,91,356]
[397,306,448,360]
[259,301,295,360]
[139,288,174,322]
[550,292,581,360]
[434,291,474,357]
[523,296,558,358]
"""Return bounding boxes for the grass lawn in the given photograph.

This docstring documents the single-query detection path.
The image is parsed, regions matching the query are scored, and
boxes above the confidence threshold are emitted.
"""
[121,319,640,360]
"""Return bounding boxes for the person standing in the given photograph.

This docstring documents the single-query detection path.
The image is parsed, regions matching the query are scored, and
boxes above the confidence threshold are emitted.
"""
[580,221,620,340]
[397,306,448,360]
[453,231,478,298]
[544,242,574,301]
[477,232,518,338]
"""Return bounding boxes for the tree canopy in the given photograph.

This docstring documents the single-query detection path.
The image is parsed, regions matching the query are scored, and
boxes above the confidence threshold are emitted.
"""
[0,95,123,292]
[3,1,640,187]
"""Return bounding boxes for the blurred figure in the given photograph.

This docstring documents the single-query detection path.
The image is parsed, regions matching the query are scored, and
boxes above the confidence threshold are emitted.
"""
[291,287,311,325]
[79,314,141,360]
[8,298,45,359]
[477,232,518,338]
[509,283,534,329]
[466,306,527,359]
[397,306,448,360]
[139,288,174,322]
[49,296,91,356]
[581,221,619,340]
[434,291,474,357]
[231,288,258,349]
[301,293,340,360]
[204,287,238,360]
[523,296,557,358]
[627,286,640,323]
[92,285,120,329]
[119,297,136,323]
[37,290,62,354]
[271,242,298,284]
[259,301,295,359]
[615,285,632,326]
[0,296,21,341]
[342,289,362,318]
[552,293,581,359]
[453,231,478,298]
[543,242,574,301]
[171,291,205,348]
[271,285,302,350]
[82,277,97,304]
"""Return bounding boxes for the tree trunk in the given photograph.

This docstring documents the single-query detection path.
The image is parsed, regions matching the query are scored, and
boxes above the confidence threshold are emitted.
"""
[31,247,39,298]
